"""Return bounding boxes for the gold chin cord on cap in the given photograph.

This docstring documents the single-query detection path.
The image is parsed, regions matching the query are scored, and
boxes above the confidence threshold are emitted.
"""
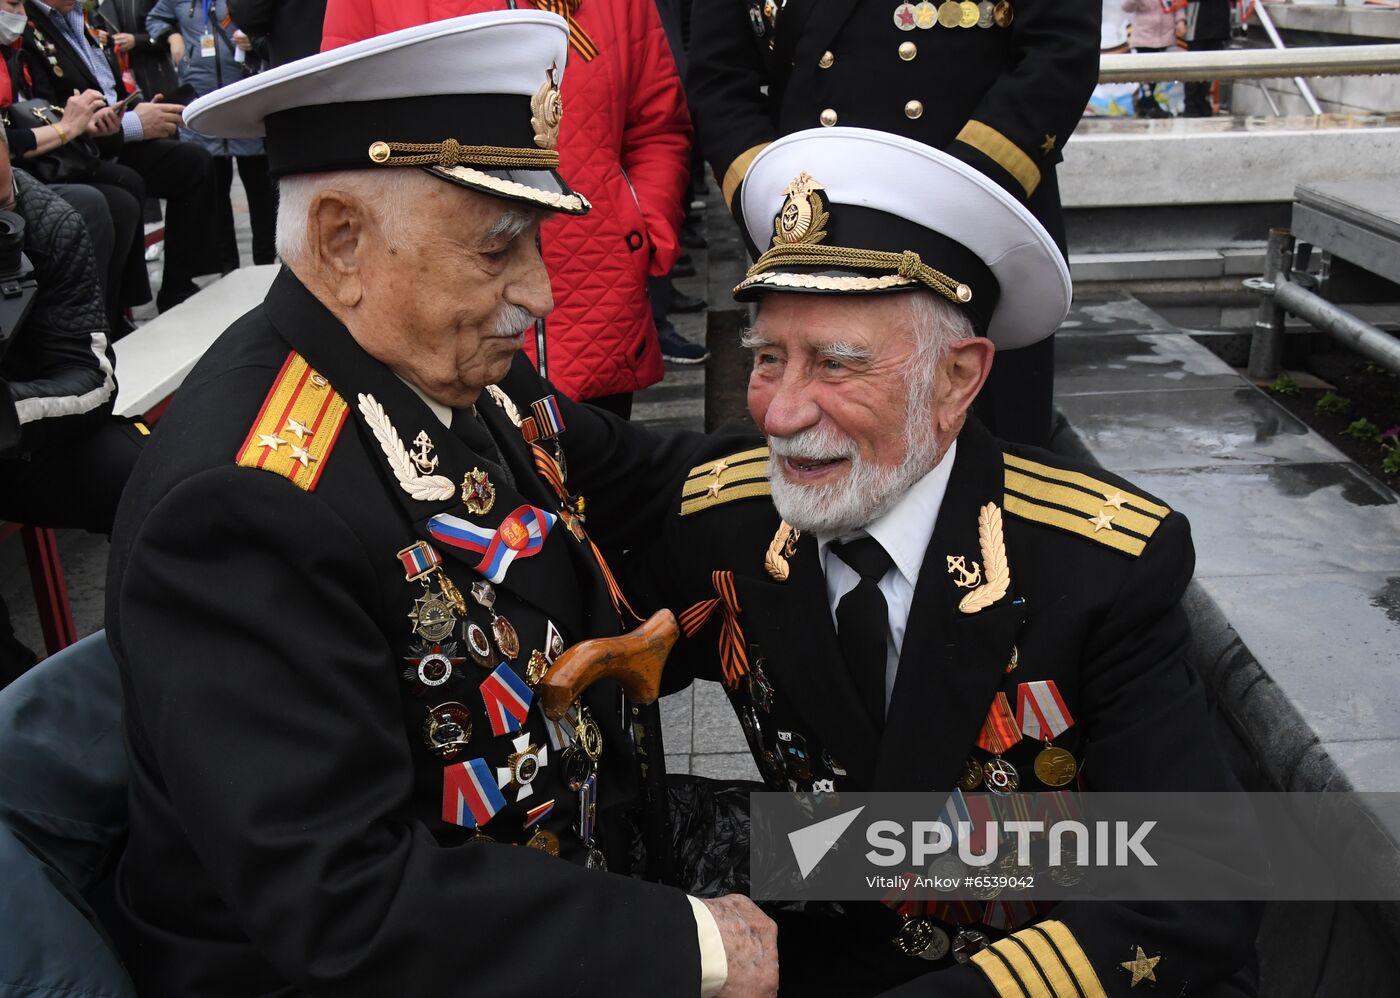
[746,243,973,304]
[366,139,561,171]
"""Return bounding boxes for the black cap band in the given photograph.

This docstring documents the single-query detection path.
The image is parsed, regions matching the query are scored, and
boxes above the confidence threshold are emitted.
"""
[265,94,540,178]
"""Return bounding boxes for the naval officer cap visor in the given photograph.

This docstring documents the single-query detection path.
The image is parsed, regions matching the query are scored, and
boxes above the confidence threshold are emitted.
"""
[183,11,590,216]
[734,127,1069,349]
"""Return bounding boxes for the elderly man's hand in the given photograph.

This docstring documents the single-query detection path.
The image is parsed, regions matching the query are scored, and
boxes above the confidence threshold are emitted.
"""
[703,894,779,997]
[133,99,185,139]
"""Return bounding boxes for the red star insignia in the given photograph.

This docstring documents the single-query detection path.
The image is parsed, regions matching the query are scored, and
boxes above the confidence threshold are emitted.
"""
[898,8,915,24]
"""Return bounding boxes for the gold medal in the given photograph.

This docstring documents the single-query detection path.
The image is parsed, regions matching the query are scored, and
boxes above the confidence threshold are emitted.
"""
[575,706,604,765]
[982,756,1019,795]
[1034,745,1078,787]
[460,467,496,515]
[913,0,937,28]
[958,1,979,27]
[958,756,984,792]
[526,828,560,855]
[993,0,1013,27]
[937,1,962,28]
[526,649,550,687]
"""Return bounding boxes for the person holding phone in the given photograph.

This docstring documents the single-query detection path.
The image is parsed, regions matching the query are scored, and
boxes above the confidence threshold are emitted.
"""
[19,0,219,311]
[148,0,273,269]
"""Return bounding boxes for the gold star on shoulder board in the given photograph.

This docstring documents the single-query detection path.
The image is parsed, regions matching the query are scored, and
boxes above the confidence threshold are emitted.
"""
[1119,945,1161,987]
[710,458,729,478]
[1088,511,1115,532]
[285,418,313,442]
[289,444,317,467]
[1103,491,1126,511]
[706,478,723,499]
[257,433,285,452]
[1041,133,1056,153]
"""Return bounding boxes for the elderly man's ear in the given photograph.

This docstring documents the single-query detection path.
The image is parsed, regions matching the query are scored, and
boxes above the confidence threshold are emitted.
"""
[935,337,995,436]
[307,191,368,309]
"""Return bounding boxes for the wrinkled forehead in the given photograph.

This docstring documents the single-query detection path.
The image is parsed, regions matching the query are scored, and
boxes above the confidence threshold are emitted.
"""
[750,292,917,352]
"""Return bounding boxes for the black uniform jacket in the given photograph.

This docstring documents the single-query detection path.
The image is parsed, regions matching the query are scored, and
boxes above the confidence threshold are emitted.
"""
[687,0,1100,250]
[105,270,708,996]
[629,418,1260,997]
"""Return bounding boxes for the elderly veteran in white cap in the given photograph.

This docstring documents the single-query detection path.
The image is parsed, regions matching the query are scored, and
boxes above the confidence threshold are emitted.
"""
[105,12,775,997]
[629,128,1259,997]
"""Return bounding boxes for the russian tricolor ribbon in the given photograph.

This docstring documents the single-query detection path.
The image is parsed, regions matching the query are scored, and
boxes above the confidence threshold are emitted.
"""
[428,505,556,584]
[524,799,555,829]
[397,540,442,581]
[480,663,533,736]
[442,757,506,829]
[1015,680,1074,741]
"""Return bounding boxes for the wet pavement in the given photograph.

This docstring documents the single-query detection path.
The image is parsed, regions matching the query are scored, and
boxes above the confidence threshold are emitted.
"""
[1059,292,1400,795]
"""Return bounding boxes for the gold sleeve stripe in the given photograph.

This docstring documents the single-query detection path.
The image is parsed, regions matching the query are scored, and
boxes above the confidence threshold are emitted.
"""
[971,948,1034,998]
[1003,932,1080,998]
[1004,494,1148,557]
[986,938,1055,998]
[134,421,150,436]
[722,143,770,209]
[1005,468,1163,539]
[686,446,769,482]
[680,480,772,516]
[955,121,1041,198]
[1033,921,1109,998]
[235,352,347,492]
[683,462,769,498]
[1005,453,1169,519]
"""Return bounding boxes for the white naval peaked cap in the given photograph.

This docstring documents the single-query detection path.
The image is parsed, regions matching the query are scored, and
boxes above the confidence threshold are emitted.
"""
[735,127,1070,349]
[184,11,589,215]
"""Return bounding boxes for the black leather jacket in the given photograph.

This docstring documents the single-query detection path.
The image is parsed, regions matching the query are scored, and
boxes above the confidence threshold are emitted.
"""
[1,171,114,455]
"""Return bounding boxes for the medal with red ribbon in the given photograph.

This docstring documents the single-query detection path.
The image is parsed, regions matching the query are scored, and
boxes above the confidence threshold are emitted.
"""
[1015,680,1079,788]
[975,691,1021,795]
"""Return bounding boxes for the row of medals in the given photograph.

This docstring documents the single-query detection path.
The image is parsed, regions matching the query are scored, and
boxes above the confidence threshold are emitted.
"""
[409,573,608,867]
[893,0,1014,30]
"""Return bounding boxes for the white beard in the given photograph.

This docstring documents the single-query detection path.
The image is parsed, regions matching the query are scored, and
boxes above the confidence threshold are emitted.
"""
[767,412,941,536]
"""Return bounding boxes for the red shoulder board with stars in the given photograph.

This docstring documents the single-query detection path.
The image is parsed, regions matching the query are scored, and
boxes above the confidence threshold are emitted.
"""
[235,352,348,491]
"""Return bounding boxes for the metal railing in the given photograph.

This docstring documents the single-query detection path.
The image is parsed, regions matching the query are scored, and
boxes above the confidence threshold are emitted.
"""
[1245,229,1400,380]
[1099,43,1400,82]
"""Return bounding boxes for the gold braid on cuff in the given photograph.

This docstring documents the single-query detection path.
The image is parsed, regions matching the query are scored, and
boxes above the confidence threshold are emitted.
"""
[745,243,972,304]
[367,139,560,171]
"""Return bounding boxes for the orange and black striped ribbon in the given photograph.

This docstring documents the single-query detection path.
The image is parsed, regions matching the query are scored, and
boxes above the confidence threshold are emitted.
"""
[976,691,1022,755]
[677,571,748,689]
[528,0,600,61]
[529,441,641,624]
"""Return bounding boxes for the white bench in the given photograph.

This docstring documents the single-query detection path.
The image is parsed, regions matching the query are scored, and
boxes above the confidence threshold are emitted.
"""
[113,265,280,420]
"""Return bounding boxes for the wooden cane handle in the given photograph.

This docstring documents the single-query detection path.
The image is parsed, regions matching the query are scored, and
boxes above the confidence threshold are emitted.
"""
[538,610,679,719]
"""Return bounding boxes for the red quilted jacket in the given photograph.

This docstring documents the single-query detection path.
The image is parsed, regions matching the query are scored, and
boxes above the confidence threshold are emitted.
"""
[322,0,691,400]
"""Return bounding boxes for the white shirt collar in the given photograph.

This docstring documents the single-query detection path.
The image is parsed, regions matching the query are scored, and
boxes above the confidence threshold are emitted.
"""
[817,439,957,589]
[394,374,453,429]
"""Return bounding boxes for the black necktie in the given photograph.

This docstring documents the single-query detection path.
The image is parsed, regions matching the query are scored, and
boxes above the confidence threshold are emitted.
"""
[450,406,515,490]
[830,536,894,731]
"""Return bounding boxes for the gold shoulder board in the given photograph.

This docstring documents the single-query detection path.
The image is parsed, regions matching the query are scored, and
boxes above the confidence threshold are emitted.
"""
[681,445,771,516]
[1001,453,1169,557]
[235,352,348,492]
